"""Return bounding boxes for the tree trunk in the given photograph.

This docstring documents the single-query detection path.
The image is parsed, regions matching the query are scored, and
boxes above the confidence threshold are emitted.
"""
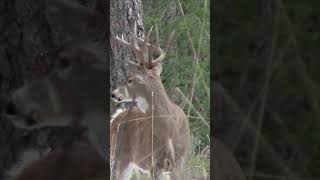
[110,0,144,179]
[110,0,144,90]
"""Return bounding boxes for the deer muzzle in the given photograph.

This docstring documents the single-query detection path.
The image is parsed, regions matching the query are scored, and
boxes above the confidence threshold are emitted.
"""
[111,88,127,102]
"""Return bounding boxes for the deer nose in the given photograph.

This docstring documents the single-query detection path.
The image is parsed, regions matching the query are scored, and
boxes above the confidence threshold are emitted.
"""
[111,93,120,100]
[111,91,123,101]
[5,101,17,115]
[112,90,119,98]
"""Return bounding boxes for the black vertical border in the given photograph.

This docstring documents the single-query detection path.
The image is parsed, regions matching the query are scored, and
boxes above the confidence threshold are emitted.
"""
[106,0,111,178]
[210,0,214,177]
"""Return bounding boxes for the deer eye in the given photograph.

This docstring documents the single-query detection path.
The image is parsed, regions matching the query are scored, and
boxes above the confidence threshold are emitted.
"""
[128,78,133,83]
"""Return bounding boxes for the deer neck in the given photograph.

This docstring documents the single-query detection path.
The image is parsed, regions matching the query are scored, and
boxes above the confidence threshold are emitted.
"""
[143,83,173,115]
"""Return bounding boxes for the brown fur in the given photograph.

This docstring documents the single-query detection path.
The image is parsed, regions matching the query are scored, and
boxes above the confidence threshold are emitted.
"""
[111,69,191,180]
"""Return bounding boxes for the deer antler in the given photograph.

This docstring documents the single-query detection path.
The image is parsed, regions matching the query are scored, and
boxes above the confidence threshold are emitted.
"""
[115,21,151,66]
[147,24,175,68]
[115,22,175,69]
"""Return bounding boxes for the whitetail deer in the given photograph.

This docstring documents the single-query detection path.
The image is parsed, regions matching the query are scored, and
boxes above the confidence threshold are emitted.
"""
[111,23,191,180]
[4,41,108,161]
[5,142,107,180]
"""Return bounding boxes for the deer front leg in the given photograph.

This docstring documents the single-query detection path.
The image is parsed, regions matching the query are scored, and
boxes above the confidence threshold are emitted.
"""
[150,165,162,180]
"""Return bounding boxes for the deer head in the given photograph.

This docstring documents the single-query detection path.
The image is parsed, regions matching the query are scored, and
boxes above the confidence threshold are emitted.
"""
[112,22,174,114]
[5,42,106,129]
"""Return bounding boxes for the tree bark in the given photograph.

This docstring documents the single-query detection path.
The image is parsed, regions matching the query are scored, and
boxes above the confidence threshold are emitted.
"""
[110,0,144,91]
[110,0,144,179]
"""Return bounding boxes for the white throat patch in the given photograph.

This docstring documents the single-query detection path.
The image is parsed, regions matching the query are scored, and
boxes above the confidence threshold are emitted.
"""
[110,96,149,123]
[110,108,125,124]
[135,96,149,113]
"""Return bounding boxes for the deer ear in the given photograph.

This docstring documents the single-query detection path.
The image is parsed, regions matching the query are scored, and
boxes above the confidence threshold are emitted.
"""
[153,63,163,76]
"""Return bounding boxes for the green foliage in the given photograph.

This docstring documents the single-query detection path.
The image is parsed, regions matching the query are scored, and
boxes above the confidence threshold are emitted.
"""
[143,0,210,149]
[142,0,210,178]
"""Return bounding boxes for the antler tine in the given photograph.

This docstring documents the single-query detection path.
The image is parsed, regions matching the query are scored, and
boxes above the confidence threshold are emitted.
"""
[154,23,161,52]
[150,29,175,66]
[115,34,130,47]
[115,22,175,68]
[133,21,137,43]
[130,21,145,65]
[146,24,162,68]
[165,30,175,54]
[132,25,153,67]
[132,21,140,57]
[115,34,140,67]
[115,21,148,66]
[144,25,153,68]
